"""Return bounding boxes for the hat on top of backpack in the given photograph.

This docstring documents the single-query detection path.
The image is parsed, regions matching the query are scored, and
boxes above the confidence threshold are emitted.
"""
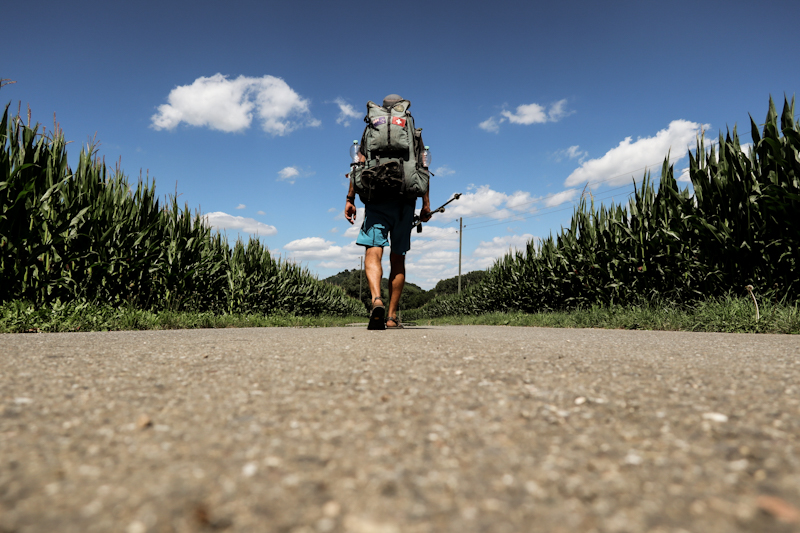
[382,94,403,108]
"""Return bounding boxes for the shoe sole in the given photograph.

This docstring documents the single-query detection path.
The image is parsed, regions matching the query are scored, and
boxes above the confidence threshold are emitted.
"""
[367,306,386,330]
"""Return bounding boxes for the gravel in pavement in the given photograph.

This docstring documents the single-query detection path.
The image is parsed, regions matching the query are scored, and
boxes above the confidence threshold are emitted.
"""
[2,326,800,533]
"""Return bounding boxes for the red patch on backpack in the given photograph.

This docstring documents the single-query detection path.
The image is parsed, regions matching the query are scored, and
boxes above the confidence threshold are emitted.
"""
[391,117,406,127]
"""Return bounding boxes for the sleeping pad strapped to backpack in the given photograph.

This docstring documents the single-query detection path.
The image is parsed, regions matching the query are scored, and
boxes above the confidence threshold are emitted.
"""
[350,99,430,203]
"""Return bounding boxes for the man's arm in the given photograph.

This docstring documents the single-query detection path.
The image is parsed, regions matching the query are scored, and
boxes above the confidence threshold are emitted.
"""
[345,176,357,224]
[420,190,431,222]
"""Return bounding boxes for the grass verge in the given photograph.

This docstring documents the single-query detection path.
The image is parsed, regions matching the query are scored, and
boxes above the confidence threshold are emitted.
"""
[2,296,797,334]
[0,300,364,333]
[407,296,800,334]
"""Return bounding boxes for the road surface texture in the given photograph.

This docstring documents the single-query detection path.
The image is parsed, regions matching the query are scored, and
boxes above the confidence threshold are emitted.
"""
[2,326,800,533]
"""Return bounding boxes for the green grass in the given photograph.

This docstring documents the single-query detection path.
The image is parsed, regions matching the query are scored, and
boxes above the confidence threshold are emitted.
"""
[408,296,800,334]
[3,296,798,334]
[0,300,364,333]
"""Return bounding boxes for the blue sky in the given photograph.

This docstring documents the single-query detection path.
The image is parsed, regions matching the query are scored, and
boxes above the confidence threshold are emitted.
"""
[5,0,799,289]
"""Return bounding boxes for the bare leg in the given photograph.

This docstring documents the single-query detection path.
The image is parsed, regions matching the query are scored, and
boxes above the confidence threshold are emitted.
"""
[387,252,405,319]
[364,246,384,303]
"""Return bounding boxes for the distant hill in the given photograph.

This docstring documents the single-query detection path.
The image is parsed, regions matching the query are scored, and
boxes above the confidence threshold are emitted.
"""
[430,270,487,295]
[322,269,425,310]
[323,269,486,311]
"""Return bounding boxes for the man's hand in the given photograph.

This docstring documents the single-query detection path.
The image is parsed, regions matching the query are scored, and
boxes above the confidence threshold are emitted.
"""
[345,200,357,225]
[419,204,432,223]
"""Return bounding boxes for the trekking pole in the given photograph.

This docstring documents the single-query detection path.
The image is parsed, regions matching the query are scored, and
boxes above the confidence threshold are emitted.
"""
[412,193,461,233]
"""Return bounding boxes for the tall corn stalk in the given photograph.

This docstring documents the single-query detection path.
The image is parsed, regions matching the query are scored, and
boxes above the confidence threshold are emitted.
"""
[0,102,363,317]
[408,97,799,319]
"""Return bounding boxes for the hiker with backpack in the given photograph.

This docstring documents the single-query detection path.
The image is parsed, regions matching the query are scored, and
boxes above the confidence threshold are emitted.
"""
[345,94,432,330]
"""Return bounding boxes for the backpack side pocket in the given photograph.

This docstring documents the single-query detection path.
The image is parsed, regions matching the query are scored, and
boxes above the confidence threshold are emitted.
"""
[404,166,429,198]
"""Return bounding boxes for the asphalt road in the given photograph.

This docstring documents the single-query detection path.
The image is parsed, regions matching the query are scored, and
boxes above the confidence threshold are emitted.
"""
[2,325,800,533]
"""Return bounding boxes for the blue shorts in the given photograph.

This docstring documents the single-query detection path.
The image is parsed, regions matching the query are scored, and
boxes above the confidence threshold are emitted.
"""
[356,201,415,255]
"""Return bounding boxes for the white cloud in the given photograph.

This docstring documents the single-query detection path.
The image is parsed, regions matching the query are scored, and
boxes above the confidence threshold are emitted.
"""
[437,185,534,222]
[285,237,331,252]
[432,165,455,176]
[330,227,339,233]
[151,73,318,136]
[204,212,277,235]
[483,99,572,132]
[277,166,316,184]
[543,189,579,207]
[334,98,361,126]
[565,120,708,188]
[501,103,548,125]
[411,225,459,242]
[677,167,691,183]
[284,237,344,261]
[277,166,301,183]
[235,204,246,210]
[554,145,588,162]
[404,227,463,284]
[479,117,501,133]
[405,247,461,286]
[505,190,534,210]
[257,210,266,215]
[471,234,536,269]
[548,100,569,121]
[283,237,364,269]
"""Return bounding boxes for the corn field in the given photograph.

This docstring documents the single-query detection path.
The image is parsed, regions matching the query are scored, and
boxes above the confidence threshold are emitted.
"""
[408,97,800,319]
[0,103,364,316]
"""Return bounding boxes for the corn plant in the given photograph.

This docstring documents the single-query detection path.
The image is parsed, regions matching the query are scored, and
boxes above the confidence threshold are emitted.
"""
[408,97,799,319]
[1,102,364,317]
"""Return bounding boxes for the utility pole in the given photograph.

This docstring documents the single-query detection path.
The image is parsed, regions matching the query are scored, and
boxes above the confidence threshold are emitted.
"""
[358,256,363,302]
[458,217,463,294]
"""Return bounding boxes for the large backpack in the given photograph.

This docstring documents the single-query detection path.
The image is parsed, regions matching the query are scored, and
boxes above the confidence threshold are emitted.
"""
[350,99,430,203]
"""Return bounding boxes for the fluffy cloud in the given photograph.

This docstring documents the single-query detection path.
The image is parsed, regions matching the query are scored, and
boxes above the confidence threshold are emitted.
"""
[434,186,535,222]
[334,98,361,126]
[471,234,536,269]
[235,204,246,210]
[481,99,571,133]
[406,250,461,286]
[505,190,534,211]
[405,232,536,284]
[501,103,547,125]
[554,145,588,162]
[478,117,501,133]
[565,120,708,188]
[432,165,455,176]
[284,237,362,268]
[277,166,300,183]
[151,74,319,135]
[411,225,460,242]
[543,189,579,207]
[547,99,571,122]
[203,212,277,235]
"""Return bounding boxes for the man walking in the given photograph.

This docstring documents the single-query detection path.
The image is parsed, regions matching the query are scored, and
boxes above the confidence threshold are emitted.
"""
[345,94,431,330]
